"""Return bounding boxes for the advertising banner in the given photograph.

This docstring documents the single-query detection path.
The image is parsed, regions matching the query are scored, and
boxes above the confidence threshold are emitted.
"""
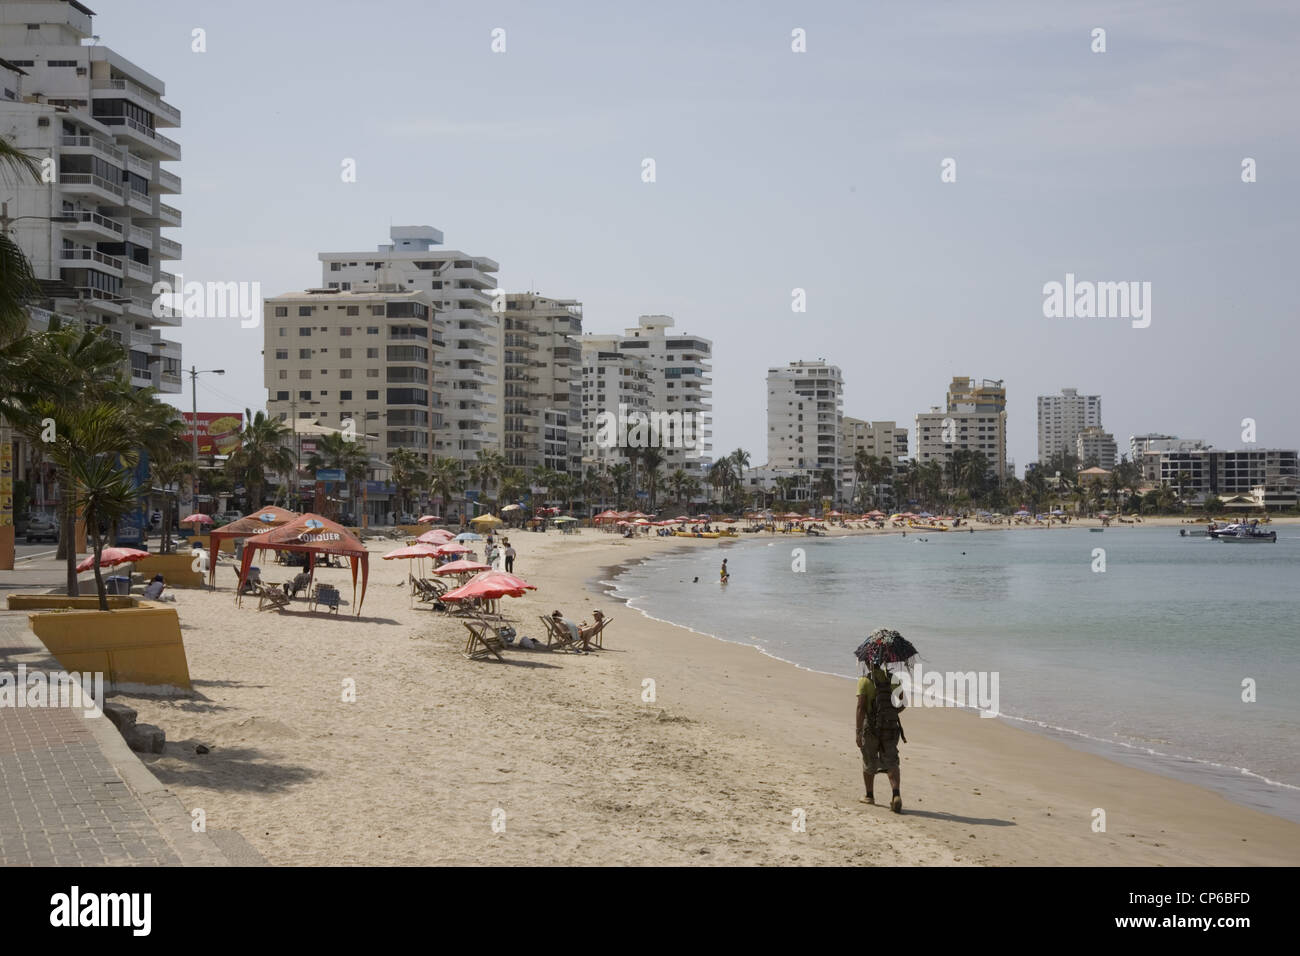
[181,412,243,455]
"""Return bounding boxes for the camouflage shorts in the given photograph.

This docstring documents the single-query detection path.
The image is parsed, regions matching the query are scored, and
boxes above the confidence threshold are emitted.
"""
[860,731,900,774]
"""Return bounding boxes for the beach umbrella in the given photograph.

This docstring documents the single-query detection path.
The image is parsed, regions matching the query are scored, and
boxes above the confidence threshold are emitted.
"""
[383,543,440,560]
[416,515,440,524]
[471,514,504,527]
[633,518,651,525]
[440,571,528,602]
[455,532,483,542]
[501,504,523,512]
[477,569,536,591]
[180,513,213,526]
[435,542,471,556]
[417,528,455,544]
[553,515,578,523]
[1014,510,1030,516]
[77,547,149,574]
[854,628,920,670]
[432,558,492,575]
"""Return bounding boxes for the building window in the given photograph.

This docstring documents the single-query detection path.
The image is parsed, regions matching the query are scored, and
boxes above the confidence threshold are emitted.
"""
[299,327,312,336]
[341,391,352,401]
[278,370,287,380]
[366,390,379,400]
[299,370,311,379]
[347,306,359,316]
[366,348,379,359]
[275,349,288,360]
[298,306,313,316]
[340,348,352,359]
[279,328,286,337]
[366,368,379,378]
[370,306,384,316]
[298,348,311,359]
[299,391,312,401]
[274,306,287,317]
[340,369,352,379]
[366,326,379,335]
[275,390,289,401]
[340,327,352,336]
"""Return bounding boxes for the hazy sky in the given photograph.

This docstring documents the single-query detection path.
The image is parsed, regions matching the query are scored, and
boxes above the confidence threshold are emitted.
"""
[99,0,1299,471]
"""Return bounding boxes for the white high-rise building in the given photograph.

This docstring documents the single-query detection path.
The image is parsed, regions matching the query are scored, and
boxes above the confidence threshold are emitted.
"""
[1037,388,1101,463]
[0,0,183,391]
[580,315,712,480]
[503,293,583,477]
[318,226,500,465]
[1075,425,1118,470]
[766,360,843,479]
[916,377,1009,481]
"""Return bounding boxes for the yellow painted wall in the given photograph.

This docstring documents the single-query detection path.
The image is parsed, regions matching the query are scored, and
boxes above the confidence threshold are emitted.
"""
[134,552,204,588]
[27,602,192,692]
[7,594,134,610]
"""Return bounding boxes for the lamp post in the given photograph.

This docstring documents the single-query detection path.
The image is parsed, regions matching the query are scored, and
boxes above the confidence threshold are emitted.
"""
[288,394,319,512]
[188,366,225,513]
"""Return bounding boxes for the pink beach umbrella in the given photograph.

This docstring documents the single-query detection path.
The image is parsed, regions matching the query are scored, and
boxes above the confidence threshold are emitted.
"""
[418,528,456,544]
[434,542,471,556]
[77,547,149,574]
[417,515,440,524]
[432,558,492,575]
[383,543,440,560]
[180,513,213,526]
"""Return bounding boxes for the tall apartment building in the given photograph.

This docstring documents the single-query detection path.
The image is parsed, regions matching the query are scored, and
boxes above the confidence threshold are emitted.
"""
[318,227,500,464]
[1075,425,1118,470]
[1037,388,1101,463]
[502,293,583,477]
[1130,434,1206,481]
[1147,448,1298,508]
[915,376,1008,481]
[0,0,183,391]
[766,361,843,477]
[840,416,909,502]
[263,288,437,467]
[580,315,712,480]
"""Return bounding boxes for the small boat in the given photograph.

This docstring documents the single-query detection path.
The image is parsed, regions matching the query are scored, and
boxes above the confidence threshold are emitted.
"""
[1089,528,1105,533]
[1180,528,1210,537]
[1218,523,1276,543]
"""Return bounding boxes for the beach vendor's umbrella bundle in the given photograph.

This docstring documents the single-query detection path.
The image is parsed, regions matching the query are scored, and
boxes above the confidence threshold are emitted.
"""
[207,505,300,587]
[77,546,149,575]
[417,528,455,545]
[853,628,920,671]
[237,513,370,615]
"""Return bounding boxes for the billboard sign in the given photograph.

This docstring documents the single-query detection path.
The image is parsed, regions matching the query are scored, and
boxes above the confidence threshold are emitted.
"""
[181,412,243,456]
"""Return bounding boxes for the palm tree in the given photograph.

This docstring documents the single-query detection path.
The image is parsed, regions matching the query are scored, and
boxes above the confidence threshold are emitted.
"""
[387,447,426,516]
[667,468,689,510]
[707,458,734,509]
[308,431,368,518]
[608,463,631,507]
[427,456,462,518]
[640,447,666,510]
[0,136,42,344]
[226,409,294,511]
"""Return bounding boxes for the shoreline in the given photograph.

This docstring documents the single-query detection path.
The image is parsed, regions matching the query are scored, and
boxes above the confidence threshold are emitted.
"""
[30,519,1298,866]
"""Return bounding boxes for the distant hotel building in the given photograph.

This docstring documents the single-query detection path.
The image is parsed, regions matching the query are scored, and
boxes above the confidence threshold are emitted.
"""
[502,293,583,477]
[1075,425,1118,470]
[0,0,183,391]
[1130,434,1207,481]
[318,227,501,464]
[580,315,713,480]
[916,377,1008,481]
[840,417,908,503]
[1148,448,1297,509]
[1037,388,1101,463]
[766,361,843,475]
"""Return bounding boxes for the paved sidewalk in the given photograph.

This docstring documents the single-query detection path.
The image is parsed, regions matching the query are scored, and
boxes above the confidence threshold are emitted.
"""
[0,609,228,866]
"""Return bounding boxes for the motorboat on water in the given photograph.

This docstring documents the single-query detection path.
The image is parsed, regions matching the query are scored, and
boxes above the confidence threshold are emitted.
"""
[1217,521,1276,543]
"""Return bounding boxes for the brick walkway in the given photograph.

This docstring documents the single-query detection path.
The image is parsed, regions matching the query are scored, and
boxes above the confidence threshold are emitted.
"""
[0,609,223,866]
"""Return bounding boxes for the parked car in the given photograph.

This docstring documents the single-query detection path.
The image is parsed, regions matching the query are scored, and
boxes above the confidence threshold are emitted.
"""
[25,514,60,543]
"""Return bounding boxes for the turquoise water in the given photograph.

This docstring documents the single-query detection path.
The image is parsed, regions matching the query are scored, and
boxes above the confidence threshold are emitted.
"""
[606,527,1300,823]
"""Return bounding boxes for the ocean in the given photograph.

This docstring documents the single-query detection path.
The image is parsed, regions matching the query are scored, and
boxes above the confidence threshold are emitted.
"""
[604,526,1300,823]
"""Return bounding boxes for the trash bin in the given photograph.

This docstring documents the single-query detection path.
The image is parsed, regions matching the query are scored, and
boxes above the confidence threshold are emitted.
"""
[106,575,131,595]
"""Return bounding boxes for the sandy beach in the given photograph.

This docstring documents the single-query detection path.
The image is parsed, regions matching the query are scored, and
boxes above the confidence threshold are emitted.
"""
[105,517,1300,866]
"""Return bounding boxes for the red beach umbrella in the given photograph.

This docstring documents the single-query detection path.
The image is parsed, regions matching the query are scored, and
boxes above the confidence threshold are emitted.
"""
[77,547,149,574]
[434,542,471,556]
[418,529,456,544]
[417,515,440,524]
[180,513,213,525]
[432,558,492,575]
[382,543,440,560]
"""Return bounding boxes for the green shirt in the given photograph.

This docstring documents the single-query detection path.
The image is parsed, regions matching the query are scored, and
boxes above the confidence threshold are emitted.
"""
[858,668,901,731]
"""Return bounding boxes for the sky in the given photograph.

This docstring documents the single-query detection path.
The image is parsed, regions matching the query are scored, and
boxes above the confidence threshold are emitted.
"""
[92,0,1300,472]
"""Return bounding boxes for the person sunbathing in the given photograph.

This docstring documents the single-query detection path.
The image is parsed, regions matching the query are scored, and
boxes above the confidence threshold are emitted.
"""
[551,609,604,651]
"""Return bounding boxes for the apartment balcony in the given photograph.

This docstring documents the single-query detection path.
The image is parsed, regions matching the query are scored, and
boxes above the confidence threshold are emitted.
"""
[449,286,493,309]
[448,325,493,349]
[59,133,122,165]
[91,78,182,128]
[122,259,153,284]
[98,115,182,161]
[443,266,496,288]
[125,188,152,215]
[156,167,181,194]
[62,210,125,242]
[64,287,124,315]
[156,235,182,260]
[157,201,182,227]
[60,172,124,205]
[60,246,123,276]
[125,152,153,179]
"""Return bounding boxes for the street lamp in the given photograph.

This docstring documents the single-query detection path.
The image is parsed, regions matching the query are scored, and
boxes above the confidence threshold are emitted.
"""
[288,394,319,512]
[188,366,225,512]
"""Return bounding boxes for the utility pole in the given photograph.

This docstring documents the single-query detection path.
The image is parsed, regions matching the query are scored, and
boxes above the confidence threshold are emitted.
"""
[188,366,225,514]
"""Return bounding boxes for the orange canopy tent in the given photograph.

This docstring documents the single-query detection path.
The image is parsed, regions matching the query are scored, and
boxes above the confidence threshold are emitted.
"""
[207,506,299,587]
[237,513,370,615]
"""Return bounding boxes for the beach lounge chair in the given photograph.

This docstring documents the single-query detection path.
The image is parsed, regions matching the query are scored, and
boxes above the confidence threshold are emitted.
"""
[256,582,290,613]
[584,615,612,649]
[539,614,582,652]
[311,583,340,614]
[462,617,507,661]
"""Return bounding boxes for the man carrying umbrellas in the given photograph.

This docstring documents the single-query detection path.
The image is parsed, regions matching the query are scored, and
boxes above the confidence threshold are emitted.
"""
[854,628,917,814]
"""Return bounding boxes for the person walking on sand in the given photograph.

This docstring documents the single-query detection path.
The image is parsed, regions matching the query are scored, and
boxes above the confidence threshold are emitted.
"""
[856,663,906,812]
[720,558,729,584]
[504,540,516,573]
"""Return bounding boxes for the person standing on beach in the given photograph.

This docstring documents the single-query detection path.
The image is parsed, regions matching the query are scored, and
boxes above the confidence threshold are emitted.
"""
[857,665,905,813]
[504,540,516,573]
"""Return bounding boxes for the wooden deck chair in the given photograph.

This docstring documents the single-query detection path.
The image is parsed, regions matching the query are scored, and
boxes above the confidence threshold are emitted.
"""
[584,615,612,649]
[539,614,580,652]
[311,583,340,614]
[256,582,290,612]
[462,617,507,661]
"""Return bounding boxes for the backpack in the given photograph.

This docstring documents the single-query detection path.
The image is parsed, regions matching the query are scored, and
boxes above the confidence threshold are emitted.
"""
[866,670,906,742]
